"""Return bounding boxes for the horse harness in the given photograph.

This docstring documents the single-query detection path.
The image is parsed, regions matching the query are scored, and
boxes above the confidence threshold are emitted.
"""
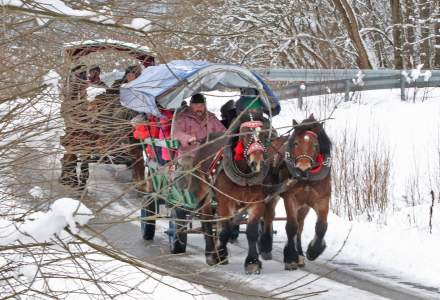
[207,121,272,187]
[283,130,332,182]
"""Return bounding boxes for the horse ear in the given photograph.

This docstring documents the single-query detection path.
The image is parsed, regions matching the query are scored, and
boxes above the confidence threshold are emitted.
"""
[308,113,315,120]
[292,119,298,126]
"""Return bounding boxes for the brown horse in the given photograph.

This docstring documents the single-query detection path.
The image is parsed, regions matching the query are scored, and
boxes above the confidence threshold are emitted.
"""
[192,118,283,274]
[279,115,332,270]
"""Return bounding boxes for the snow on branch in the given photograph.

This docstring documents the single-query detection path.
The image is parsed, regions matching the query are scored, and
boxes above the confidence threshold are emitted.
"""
[2,0,153,34]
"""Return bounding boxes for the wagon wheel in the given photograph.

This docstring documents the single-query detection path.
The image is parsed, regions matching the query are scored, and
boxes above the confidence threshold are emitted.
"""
[140,199,157,241]
[168,207,188,254]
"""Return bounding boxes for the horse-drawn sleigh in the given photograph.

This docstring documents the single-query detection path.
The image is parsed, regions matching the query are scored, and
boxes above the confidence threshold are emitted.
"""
[119,60,333,274]
[59,40,333,274]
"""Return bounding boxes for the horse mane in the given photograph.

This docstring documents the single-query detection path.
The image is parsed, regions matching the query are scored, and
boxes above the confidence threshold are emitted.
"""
[317,127,332,155]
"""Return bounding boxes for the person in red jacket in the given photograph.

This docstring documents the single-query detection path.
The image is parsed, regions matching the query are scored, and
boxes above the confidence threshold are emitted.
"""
[132,106,175,165]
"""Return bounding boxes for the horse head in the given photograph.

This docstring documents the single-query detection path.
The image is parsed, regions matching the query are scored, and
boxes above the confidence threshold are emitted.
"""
[239,120,266,173]
[286,115,324,178]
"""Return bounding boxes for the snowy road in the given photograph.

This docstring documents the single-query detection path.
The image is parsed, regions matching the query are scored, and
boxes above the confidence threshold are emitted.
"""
[93,216,435,300]
[15,158,439,300]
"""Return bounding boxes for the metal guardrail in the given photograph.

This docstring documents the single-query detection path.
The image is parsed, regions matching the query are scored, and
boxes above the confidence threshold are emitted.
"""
[253,69,440,104]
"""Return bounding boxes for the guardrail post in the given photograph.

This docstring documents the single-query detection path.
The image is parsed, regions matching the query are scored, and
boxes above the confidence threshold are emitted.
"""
[298,83,304,110]
[344,80,351,101]
[400,73,406,101]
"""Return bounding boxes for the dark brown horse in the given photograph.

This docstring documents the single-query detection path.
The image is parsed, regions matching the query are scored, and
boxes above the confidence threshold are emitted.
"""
[279,115,332,270]
[191,119,283,274]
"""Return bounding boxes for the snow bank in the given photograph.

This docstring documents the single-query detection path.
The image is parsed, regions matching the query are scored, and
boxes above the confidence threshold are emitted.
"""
[273,202,440,287]
[0,197,93,245]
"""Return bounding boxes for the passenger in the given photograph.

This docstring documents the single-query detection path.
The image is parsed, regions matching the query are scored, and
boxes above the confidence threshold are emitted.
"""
[236,88,265,118]
[157,106,175,162]
[173,93,226,190]
[235,88,272,130]
[220,99,237,128]
[88,65,107,88]
[174,93,226,158]
[108,65,142,95]
[139,106,173,165]
[69,64,88,99]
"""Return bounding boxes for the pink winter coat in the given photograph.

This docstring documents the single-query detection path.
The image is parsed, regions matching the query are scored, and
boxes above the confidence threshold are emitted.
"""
[174,107,226,157]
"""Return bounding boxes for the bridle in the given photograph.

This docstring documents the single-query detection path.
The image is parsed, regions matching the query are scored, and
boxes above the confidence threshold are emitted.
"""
[285,130,319,167]
[283,129,326,182]
[240,120,267,161]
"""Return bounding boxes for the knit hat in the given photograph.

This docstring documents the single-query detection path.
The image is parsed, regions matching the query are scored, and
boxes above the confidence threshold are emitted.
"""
[190,93,206,104]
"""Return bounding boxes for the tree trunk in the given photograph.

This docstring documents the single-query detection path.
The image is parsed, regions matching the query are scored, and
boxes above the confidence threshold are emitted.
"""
[433,0,440,68]
[390,0,404,68]
[403,0,416,68]
[332,0,373,69]
[419,0,432,68]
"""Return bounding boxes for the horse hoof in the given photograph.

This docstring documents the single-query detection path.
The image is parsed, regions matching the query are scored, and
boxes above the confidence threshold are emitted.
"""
[245,263,261,275]
[206,256,217,266]
[245,257,262,275]
[284,262,298,271]
[306,241,326,261]
[298,255,306,267]
[260,252,272,260]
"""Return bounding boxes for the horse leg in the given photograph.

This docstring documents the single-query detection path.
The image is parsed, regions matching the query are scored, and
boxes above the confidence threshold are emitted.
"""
[306,199,329,261]
[214,194,234,265]
[230,224,240,243]
[215,219,232,265]
[258,198,278,260]
[198,187,217,265]
[283,195,300,270]
[245,203,264,274]
[296,206,310,267]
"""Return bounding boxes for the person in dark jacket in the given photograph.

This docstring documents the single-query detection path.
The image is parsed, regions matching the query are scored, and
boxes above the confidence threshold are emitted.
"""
[88,65,107,88]
[220,99,237,129]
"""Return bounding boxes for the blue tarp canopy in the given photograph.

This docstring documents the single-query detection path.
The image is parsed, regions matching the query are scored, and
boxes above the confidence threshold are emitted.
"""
[120,60,280,117]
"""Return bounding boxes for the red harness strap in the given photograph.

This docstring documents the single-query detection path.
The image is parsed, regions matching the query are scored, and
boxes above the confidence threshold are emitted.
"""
[208,147,225,174]
[233,140,245,161]
[309,153,324,174]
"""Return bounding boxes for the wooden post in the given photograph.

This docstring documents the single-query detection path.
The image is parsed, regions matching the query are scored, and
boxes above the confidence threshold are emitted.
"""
[298,84,304,110]
[344,80,351,101]
[400,73,406,101]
